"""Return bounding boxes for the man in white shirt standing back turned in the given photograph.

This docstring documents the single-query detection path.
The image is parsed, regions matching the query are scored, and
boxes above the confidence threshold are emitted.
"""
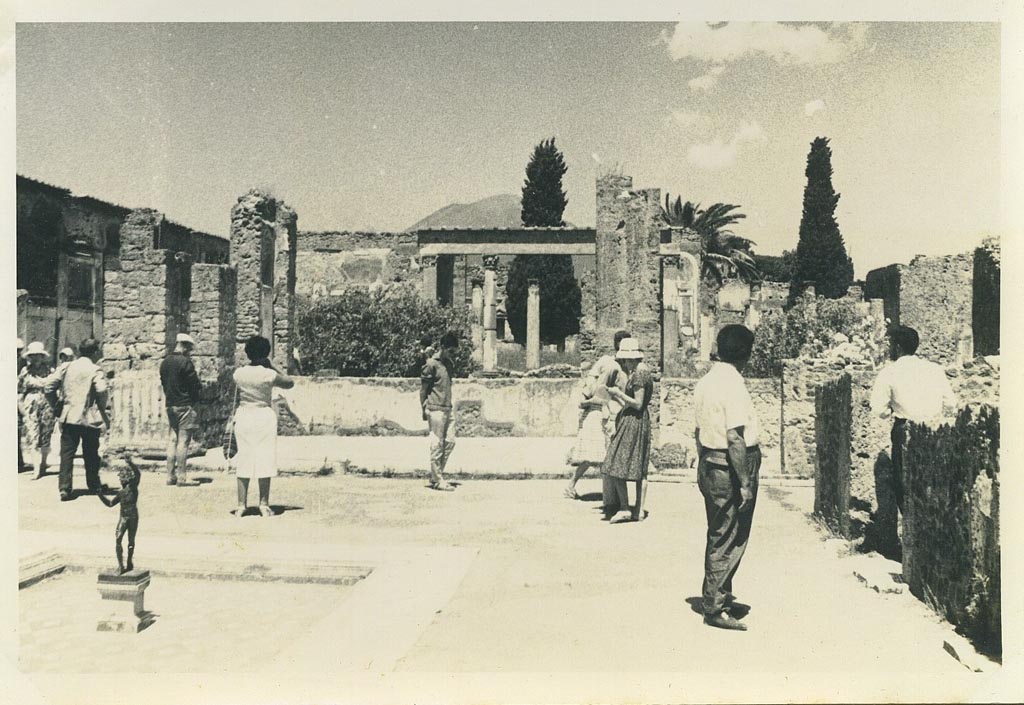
[870,325,957,514]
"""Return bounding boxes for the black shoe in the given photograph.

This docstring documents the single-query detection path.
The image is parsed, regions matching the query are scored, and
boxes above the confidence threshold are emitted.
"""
[59,492,73,502]
[703,610,748,631]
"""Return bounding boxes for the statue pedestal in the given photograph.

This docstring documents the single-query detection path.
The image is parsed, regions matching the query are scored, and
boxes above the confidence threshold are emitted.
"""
[97,569,154,633]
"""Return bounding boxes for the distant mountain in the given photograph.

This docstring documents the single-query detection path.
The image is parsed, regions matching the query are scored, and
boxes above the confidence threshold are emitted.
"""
[405,194,522,231]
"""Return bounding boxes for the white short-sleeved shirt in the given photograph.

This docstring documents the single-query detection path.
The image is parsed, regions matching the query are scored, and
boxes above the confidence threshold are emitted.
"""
[694,362,760,449]
[870,355,957,423]
[233,365,278,407]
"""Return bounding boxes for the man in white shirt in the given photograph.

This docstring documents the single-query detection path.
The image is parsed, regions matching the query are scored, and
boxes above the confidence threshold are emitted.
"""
[693,324,760,631]
[870,325,957,513]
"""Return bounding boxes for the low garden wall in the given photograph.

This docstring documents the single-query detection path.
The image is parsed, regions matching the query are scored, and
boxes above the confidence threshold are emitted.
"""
[280,375,783,470]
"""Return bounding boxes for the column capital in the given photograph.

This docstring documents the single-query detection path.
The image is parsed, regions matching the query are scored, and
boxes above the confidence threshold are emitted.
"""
[482,255,500,270]
[471,274,485,287]
[661,254,681,268]
[419,255,438,268]
[527,277,540,288]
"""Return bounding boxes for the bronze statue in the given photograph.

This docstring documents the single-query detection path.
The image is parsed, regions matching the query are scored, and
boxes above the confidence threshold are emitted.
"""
[98,456,140,574]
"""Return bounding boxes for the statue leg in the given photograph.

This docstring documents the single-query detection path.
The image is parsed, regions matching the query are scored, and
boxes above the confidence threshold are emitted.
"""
[125,516,138,572]
[115,517,127,573]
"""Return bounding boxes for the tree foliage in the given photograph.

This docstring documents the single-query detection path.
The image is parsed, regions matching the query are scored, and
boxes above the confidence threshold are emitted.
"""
[507,137,581,343]
[754,250,795,282]
[746,295,881,377]
[295,284,477,377]
[790,137,854,300]
[662,195,761,284]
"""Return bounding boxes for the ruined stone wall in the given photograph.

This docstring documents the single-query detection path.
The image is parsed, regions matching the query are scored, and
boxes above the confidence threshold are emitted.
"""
[103,210,179,372]
[154,218,229,265]
[594,174,663,369]
[295,230,418,297]
[899,253,974,365]
[902,405,1000,657]
[656,376,781,470]
[972,241,1000,356]
[814,375,853,537]
[188,263,238,450]
[273,205,297,371]
[863,264,902,326]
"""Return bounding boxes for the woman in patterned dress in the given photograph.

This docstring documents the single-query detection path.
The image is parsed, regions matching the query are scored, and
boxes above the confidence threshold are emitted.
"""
[602,338,654,524]
[19,341,57,479]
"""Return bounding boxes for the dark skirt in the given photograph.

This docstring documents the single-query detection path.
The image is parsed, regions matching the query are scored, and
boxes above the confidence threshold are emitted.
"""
[602,408,651,481]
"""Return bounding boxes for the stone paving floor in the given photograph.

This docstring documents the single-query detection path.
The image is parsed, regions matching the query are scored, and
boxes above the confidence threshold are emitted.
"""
[12,462,1015,704]
[20,573,350,673]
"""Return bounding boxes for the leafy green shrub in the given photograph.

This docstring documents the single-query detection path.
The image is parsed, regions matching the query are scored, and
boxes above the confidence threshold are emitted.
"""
[747,296,882,377]
[295,284,478,377]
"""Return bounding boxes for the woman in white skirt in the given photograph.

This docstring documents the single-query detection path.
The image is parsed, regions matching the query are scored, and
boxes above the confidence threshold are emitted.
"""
[563,330,630,501]
[232,335,294,517]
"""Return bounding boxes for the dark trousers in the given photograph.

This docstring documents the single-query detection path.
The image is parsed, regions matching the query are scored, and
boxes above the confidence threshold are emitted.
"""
[59,423,102,495]
[698,446,761,615]
[891,418,908,514]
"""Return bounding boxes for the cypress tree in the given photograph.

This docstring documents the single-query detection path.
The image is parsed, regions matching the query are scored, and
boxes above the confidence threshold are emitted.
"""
[506,138,581,344]
[790,137,855,300]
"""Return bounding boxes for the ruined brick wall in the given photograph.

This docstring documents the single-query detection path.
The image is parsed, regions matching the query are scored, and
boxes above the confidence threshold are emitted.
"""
[899,253,974,365]
[863,264,902,326]
[273,205,297,371]
[231,190,298,366]
[295,230,418,297]
[972,241,1000,356]
[656,376,781,469]
[815,375,852,536]
[594,174,662,369]
[103,209,179,372]
[189,263,237,450]
[902,405,1000,657]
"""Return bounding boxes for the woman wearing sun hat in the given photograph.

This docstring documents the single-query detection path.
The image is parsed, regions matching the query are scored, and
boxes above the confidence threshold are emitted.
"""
[19,341,57,479]
[602,337,654,524]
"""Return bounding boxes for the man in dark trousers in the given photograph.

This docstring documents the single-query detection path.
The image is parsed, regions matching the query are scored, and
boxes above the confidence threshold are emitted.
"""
[160,333,202,486]
[693,324,760,631]
[45,338,110,501]
[420,331,458,492]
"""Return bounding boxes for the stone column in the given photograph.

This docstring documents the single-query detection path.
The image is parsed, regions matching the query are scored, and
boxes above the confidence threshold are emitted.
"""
[272,204,297,372]
[230,190,297,367]
[470,275,484,365]
[482,255,499,373]
[420,256,438,302]
[526,278,541,370]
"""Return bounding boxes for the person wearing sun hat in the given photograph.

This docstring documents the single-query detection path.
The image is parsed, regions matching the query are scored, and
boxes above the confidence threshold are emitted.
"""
[160,333,202,486]
[693,324,760,631]
[19,341,57,479]
[602,337,655,524]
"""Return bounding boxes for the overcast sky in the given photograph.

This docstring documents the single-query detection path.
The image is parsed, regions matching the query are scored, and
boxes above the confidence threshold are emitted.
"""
[16,21,999,276]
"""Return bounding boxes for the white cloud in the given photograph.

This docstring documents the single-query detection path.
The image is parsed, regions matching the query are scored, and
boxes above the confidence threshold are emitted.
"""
[687,121,765,170]
[670,110,704,129]
[804,99,826,116]
[688,65,726,92]
[665,22,868,65]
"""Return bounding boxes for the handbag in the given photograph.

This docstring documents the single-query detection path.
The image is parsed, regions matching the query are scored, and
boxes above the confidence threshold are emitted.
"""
[221,384,240,460]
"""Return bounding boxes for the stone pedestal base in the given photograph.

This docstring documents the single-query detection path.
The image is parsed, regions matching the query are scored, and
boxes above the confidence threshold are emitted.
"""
[97,569,154,633]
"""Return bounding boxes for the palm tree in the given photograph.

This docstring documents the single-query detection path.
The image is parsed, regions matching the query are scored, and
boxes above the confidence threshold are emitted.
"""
[662,195,761,284]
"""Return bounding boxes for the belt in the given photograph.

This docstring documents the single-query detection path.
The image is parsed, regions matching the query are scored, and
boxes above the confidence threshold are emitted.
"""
[701,446,760,464]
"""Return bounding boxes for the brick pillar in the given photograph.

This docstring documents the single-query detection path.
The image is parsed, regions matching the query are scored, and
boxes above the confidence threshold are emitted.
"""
[482,255,498,373]
[470,275,484,365]
[103,209,177,373]
[526,278,540,370]
[594,174,663,370]
[230,190,296,366]
[188,263,237,450]
[420,256,438,302]
[272,204,297,372]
